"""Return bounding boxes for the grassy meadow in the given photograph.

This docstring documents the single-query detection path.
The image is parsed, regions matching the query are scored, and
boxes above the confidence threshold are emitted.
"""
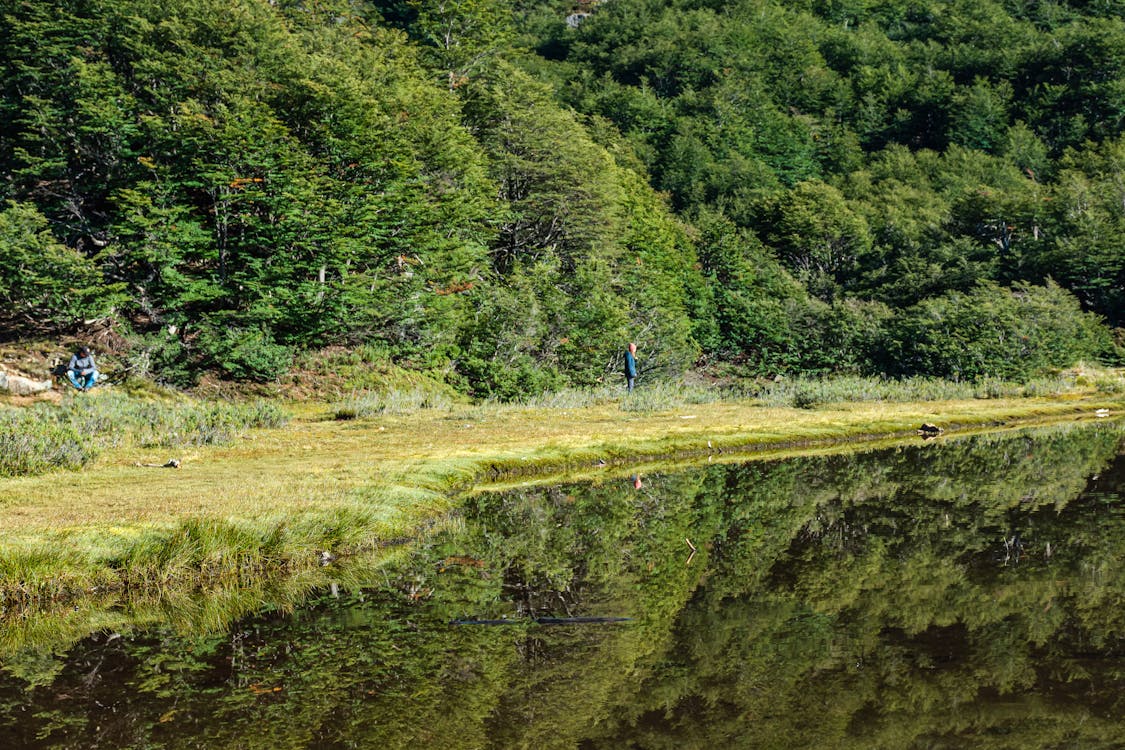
[2,370,1124,609]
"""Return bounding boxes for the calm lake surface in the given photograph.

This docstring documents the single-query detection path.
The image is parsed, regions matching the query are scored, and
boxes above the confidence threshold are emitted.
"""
[1,421,1123,749]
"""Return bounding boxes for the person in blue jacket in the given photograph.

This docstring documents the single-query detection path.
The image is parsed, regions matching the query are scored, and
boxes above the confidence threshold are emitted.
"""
[67,346,99,391]
[624,342,638,392]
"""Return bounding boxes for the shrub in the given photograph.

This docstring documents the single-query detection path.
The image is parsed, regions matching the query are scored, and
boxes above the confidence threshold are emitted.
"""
[203,326,293,382]
[128,330,199,387]
[0,409,95,476]
[458,355,564,401]
[0,202,125,330]
[882,281,1112,381]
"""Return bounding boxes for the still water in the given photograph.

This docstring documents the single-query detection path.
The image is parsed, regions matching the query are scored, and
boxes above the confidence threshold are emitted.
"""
[1,422,1123,749]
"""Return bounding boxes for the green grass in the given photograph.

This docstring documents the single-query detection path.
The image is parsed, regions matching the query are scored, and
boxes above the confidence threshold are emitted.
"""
[333,388,456,420]
[745,373,1086,408]
[0,392,288,477]
[0,370,1123,611]
[505,367,1122,412]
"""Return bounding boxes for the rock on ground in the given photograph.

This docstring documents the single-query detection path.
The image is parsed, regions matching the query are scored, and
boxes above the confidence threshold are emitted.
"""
[0,370,53,395]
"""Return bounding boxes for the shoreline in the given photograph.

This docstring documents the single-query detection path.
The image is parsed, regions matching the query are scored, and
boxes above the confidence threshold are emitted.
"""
[1,393,1122,608]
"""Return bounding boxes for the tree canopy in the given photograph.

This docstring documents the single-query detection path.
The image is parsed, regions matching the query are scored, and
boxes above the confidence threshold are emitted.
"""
[1,0,1123,390]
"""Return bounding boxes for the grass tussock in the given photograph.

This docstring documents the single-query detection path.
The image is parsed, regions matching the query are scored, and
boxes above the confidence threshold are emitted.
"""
[0,545,114,609]
[111,504,425,591]
[0,392,288,478]
[333,387,456,420]
[0,541,427,657]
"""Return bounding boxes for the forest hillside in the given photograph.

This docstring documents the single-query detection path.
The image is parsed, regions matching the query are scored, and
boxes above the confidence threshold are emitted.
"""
[2,0,1123,397]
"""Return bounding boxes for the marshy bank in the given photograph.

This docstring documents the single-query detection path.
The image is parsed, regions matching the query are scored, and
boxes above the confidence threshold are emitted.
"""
[1,372,1124,610]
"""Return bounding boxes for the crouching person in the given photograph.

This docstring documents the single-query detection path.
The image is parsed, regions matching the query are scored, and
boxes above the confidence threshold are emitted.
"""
[67,346,99,391]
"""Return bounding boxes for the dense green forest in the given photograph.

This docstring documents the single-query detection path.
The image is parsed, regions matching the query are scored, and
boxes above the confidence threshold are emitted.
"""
[2,0,1124,396]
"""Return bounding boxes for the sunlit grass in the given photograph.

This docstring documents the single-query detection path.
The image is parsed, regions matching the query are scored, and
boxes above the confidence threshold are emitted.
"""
[332,388,456,420]
[0,391,287,477]
[0,372,1123,606]
[0,541,424,657]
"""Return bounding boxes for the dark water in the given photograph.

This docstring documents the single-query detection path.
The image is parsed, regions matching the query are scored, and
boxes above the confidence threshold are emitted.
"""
[1,422,1124,749]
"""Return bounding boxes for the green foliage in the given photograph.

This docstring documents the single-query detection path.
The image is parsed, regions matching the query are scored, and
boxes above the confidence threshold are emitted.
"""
[2,0,1124,389]
[755,180,873,300]
[126,329,198,388]
[406,0,515,87]
[1021,135,1125,326]
[883,280,1112,380]
[199,326,293,383]
[0,202,123,330]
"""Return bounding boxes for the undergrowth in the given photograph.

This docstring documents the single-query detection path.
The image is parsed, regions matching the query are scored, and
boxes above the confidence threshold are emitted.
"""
[479,370,1119,413]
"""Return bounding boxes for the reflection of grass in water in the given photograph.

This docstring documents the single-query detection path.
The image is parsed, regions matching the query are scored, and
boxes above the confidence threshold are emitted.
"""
[0,377,1123,607]
[0,540,428,662]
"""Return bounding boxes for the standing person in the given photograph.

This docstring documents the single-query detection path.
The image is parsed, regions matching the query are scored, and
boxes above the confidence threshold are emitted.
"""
[67,346,99,391]
[624,342,638,392]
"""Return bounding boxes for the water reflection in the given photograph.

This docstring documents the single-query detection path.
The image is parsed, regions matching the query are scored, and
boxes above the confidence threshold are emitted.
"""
[1,422,1123,748]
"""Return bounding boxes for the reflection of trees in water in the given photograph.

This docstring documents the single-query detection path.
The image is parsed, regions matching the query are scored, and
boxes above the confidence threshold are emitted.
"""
[600,424,1125,749]
[0,423,1123,749]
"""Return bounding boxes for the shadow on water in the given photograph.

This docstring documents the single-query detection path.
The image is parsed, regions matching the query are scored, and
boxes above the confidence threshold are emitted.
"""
[1,421,1123,748]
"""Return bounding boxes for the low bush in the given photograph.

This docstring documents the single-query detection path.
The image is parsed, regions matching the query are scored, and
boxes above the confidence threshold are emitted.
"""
[881,281,1111,381]
[0,410,95,476]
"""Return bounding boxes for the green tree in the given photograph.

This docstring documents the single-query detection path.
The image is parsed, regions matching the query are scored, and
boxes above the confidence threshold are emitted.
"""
[1024,136,1125,326]
[758,179,872,300]
[948,77,1013,153]
[0,201,123,331]
[407,0,515,89]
